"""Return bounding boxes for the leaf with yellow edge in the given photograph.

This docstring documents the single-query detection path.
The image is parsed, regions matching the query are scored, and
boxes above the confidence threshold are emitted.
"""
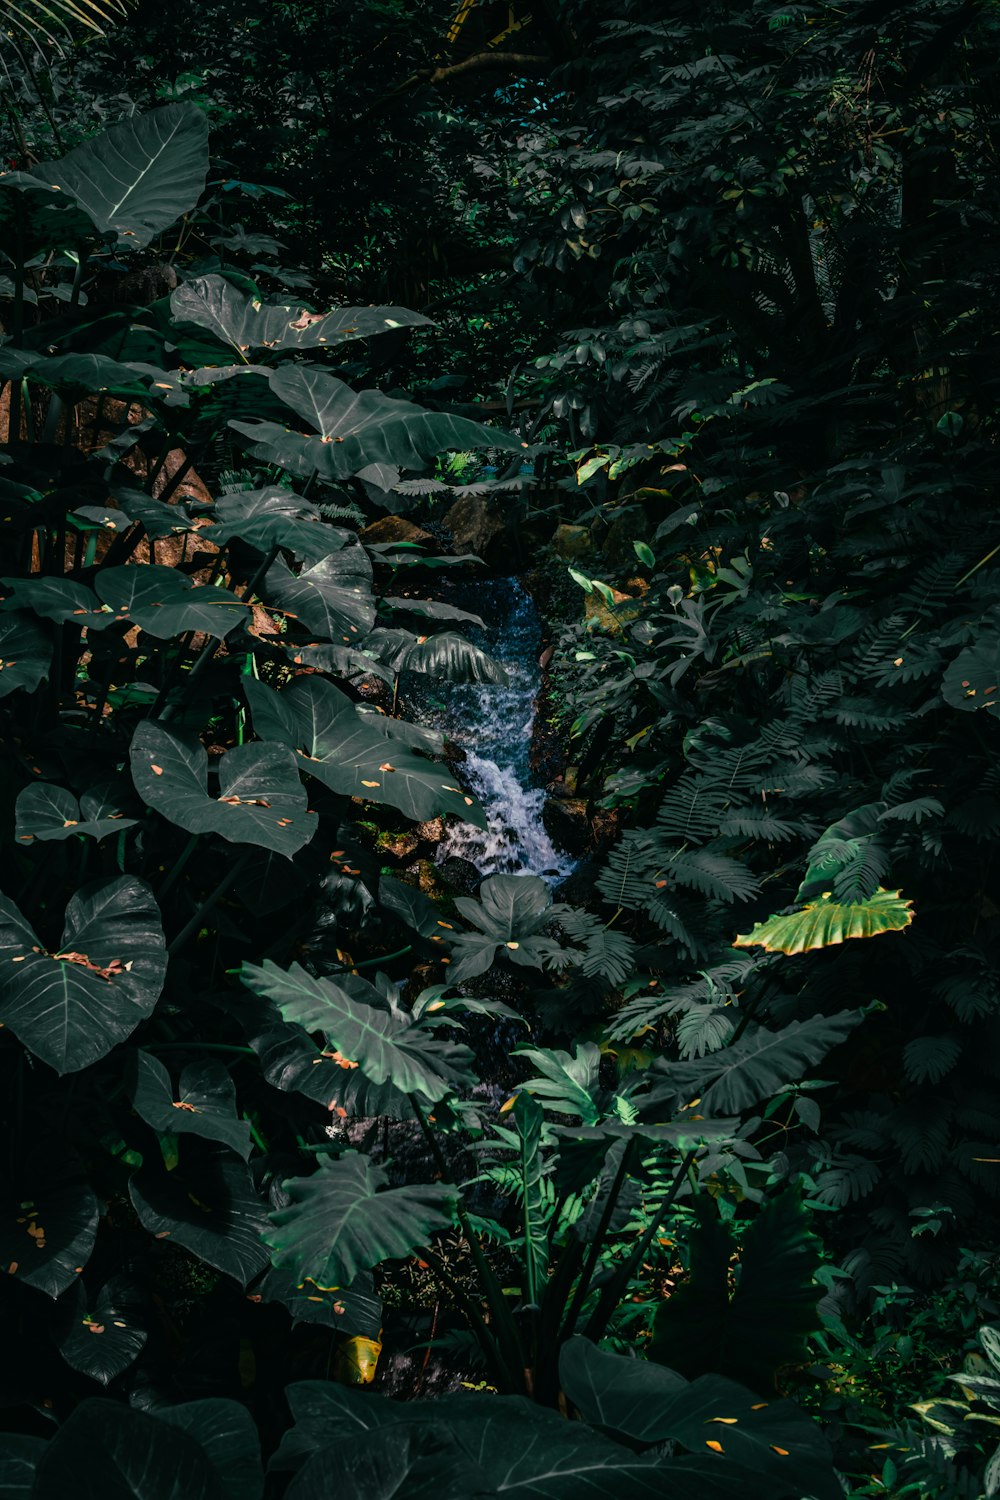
[734,889,914,955]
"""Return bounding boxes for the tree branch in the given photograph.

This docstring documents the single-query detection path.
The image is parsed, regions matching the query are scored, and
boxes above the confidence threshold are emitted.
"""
[359,51,551,121]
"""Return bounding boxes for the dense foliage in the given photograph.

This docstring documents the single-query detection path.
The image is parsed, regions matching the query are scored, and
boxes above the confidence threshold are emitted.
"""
[1,2,999,1497]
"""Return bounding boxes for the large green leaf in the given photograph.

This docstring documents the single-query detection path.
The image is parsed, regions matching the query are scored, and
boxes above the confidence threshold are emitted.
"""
[170,274,432,360]
[231,365,522,481]
[75,486,195,542]
[263,551,375,641]
[32,1400,232,1500]
[0,1177,99,1298]
[0,877,166,1074]
[129,1145,269,1285]
[130,722,317,856]
[643,1012,862,1116]
[447,874,558,982]
[559,1339,839,1500]
[155,1401,264,1500]
[259,1266,383,1338]
[650,1190,825,1392]
[266,1151,457,1288]
[128,1050,252,1158]
[241,959,474,1104]
[734,889,914,954]
[273,1384,772,1500]
[942,633,1000,714]
[0,576,115,630]
[33,103,209,248]
[284,1427,476,1500]
[96,565,252,640]
[245,676,486,827]
[0,1436,44,1498]
[364,627,508,684]
[0,351,155,400]
[202,486,350,564]
[55,1277,147,1386]
[15,782,137,844]
[0,612,52,697]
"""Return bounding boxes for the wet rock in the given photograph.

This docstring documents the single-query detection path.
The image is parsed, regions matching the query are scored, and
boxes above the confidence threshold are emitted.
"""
[584,587,644,635]
[551,523,592,560]
[442,494,510,566]
[376,830,419,861]
[415,816,446,845]
[543,796,592,857]
[410,858,449,898]
[436,855,481,896]
[360,515,435,548]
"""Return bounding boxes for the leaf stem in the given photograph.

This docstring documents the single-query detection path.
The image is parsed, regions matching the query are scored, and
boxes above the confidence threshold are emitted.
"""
[582,1147,697,1344]
[167,849,255,957]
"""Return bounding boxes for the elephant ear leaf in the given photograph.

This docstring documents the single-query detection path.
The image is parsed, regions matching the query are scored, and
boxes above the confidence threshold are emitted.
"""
[204,486,350,564]
[263,551,376,642]
[0,1177,100,1298]
[129,1145,269,1286]
[942,632,1000,715]
[650,1188,824,1392]
[97,565,251,640]
[32,1400,222,1500]
[34,103,209,248]
[245,677,485,827]
[55,1277,147,1386]
[0,612,52,697]
[231,365,522,481]
[265,1150,457,1288]
[128,1051,252,1158]
[387,630,508,685]
[446,874,555,981]
[131,722,317,857]
[240,958,474,1105]
[734,889,913,954]
[170,274,431,359]
[15,782,137,844]
[0,876,166,1074]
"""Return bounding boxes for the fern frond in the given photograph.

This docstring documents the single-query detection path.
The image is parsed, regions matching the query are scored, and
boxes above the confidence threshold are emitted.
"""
[657,844,761,903]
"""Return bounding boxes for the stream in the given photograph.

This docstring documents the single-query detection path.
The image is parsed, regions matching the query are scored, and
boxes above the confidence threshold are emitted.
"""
[407,577,573,885]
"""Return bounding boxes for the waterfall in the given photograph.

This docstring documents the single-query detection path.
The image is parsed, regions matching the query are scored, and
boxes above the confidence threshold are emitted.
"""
[406,577,574,883]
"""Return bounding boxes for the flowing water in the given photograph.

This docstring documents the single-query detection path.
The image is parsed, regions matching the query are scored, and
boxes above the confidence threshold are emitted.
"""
[406,577,573,883]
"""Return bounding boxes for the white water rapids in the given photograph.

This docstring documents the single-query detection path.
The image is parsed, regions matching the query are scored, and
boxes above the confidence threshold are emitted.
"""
[407,577,574,883]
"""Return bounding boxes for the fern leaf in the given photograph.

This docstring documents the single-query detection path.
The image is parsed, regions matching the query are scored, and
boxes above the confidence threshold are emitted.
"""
[659,845,761,904]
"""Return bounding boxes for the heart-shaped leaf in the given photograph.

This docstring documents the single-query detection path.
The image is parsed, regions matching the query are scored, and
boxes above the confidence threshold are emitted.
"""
[0,1435,44,1497]
[231,365,522,481]
[0,877,167,1074]
[942,633,1000,714]
[129,1145,269,1285]
[0,1177,99,1298]
[15,783,138,844]
[0,576,114,630]
[128,1050,252,1158]
[171,274,431,359]
[263,550,376,642]
[364,627,507,684]
[33,1400,221,1500]
[258,1267,383,1337]
[131,722,317,856]
[241,959,474,1104]
[75,485,194,541]
[734,889,914,954]
[0,613,52,698]
[55,1277,147,1385]
[246,676,485,827]
[266,1151,456,1288]
[97,565,251,640]
[155,1401,264,1500]
[34,103,209,248]
[560,1339,839,1500]
[202,486,350,563]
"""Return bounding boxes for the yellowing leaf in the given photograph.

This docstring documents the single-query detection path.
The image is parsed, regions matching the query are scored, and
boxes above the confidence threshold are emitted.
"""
[734,888,914,955]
